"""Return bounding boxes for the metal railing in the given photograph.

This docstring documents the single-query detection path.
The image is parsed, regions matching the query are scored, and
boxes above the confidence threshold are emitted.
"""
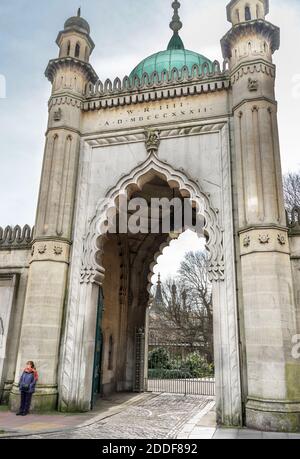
[145,340,215,396]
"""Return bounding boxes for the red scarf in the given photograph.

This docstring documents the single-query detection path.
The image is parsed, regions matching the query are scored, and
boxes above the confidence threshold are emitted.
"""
[24,367,39,382]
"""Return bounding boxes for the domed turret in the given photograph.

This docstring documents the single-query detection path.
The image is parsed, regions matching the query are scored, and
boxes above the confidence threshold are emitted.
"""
[64,8,91,35]
[55,8,95,63]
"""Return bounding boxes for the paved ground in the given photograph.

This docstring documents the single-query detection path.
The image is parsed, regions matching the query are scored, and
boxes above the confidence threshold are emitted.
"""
[0,394,212,439]
[1,393,300,440]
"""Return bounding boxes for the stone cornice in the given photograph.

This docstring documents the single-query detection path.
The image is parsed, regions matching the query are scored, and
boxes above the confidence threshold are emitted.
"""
[230,60,275,84]
[221,20,280,59]
[83,61,231,110]
[46,126,82,136]
[84,77,230,111]
[238,224,288,235]
[45,57,98,84]
[48,94,83,109]
[232,96,277,112]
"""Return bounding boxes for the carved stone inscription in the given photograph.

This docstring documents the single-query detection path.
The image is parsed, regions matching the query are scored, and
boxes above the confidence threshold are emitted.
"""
[84,96,224,132]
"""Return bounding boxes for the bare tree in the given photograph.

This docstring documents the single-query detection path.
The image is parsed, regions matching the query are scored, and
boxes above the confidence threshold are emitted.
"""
[283,171,300,216]
[151,251,213,364]
[179,252,213,364]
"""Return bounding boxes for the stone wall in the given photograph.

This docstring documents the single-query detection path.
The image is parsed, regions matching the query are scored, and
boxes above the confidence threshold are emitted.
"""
[0,239,32,404]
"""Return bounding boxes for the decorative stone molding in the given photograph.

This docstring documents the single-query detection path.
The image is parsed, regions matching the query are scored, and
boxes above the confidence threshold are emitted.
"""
[85,61,227,96]
[45,57,98,85]
[30,240,70,264]
[221,19,280,59]
[0,225,34,249]
[83,78,230,111]
[145,129,160,153]
[230,62,275,85]
[239,228,290,255]
[248,78,258,92]
[49,96,83,110]
[85,122,227,149]
[53,108,62,121]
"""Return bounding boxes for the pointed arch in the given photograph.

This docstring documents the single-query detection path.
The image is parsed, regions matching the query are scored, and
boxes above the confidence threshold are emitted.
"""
[80,154,224,286]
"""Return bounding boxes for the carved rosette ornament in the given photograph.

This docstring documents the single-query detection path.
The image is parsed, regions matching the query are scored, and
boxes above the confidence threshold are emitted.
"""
[259,234,270,245]
[243,235,251,247]
[145,129,160,154]
[54,245,63,255]
[277,234,286,246]
[38,244,47,254]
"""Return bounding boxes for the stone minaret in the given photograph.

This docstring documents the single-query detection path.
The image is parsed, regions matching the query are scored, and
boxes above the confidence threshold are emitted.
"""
[222,0,300,431]
[10,10,98,411]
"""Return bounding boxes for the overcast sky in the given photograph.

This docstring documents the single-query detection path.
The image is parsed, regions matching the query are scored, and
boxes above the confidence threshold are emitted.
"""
[0,0,299,279]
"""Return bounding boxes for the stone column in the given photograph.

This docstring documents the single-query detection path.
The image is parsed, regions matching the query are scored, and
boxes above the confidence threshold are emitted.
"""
[222,10,300,431]
[9,14,98,411]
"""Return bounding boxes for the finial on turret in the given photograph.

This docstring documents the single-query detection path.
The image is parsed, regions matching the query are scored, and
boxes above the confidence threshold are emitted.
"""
[77,7,81,17]
[168,0,185,50]
[170,0,183,34]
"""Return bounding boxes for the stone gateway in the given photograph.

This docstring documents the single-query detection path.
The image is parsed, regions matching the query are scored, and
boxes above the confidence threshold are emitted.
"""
[1,0,300,433]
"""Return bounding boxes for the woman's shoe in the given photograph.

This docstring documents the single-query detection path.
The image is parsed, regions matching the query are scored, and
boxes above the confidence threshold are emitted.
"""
[16,412,23,416]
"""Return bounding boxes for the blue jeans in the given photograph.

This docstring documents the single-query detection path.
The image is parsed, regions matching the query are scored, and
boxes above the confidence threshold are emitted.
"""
[19,391,33,414]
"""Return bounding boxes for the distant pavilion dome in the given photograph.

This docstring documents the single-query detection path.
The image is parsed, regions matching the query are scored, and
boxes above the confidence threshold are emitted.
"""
[64,8,90,35]
[130,0,212,79]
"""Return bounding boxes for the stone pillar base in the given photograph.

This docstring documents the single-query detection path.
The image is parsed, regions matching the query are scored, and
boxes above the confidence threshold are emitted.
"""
[9,384,58,412]
[246,398,300,433]
[0,381,13,405]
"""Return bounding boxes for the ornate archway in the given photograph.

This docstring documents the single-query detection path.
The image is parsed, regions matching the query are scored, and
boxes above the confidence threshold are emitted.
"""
[59,153,242,426]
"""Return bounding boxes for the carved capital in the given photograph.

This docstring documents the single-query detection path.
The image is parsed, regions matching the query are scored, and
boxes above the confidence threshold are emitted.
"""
[239,228,290,255]
[31,240,70,264]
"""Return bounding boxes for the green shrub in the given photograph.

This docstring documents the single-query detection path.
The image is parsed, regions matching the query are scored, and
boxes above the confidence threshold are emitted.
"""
[148,347,171,370]
[180,353,214,378]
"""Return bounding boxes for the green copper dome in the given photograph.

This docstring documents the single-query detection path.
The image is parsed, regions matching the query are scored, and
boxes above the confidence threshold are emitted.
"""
[130,48,212,80]
[130,1,212,80]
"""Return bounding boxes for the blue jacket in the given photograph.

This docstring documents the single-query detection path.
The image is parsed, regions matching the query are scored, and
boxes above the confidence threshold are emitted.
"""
[19,371,37,393]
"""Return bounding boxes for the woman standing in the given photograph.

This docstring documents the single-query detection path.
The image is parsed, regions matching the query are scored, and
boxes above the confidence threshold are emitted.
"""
[16,361,38,416]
